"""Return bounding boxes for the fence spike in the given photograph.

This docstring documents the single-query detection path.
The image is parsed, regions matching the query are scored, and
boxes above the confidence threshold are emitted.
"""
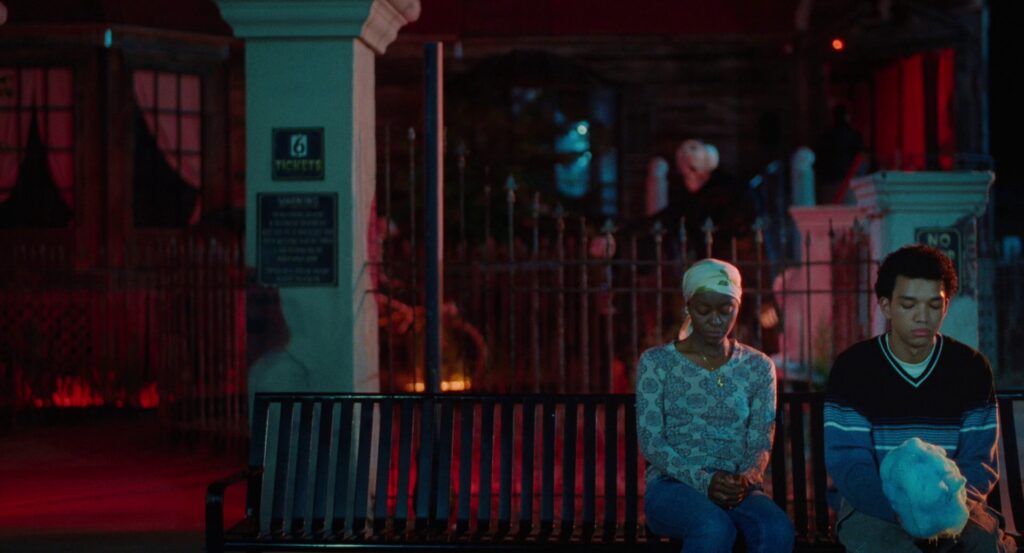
[702,217,716,258]
[651,220,665,237]
[601,219,616,235]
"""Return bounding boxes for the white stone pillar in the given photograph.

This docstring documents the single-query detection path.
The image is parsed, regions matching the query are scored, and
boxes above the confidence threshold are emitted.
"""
[851,171,994,348]
[215,0,419,400]
[773,205,865,382]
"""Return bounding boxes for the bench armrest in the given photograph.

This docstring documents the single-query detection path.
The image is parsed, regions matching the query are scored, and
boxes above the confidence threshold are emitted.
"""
[206,467,262,553]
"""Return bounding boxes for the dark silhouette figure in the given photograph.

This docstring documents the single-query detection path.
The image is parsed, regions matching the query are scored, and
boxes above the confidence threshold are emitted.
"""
[814,105,864,204]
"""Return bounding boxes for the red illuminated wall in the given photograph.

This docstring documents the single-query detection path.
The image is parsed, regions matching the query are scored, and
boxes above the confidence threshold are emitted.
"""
[871,49,956,170]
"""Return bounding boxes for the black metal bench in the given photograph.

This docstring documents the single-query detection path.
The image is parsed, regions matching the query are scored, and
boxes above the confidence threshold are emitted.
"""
[206,391,1024,552]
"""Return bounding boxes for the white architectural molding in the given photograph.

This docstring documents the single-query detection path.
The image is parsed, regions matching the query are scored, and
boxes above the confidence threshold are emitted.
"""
[852,171,994,218]
[852,171,995,347]
[216,0,419,53]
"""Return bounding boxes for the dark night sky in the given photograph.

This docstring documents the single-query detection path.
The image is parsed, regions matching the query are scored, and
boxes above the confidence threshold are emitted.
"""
[990,0,1024,237]
[991,0,1024,235]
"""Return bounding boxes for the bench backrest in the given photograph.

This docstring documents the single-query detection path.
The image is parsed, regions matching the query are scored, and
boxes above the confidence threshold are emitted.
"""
[248,393,640,541]
[246,391,1024,542]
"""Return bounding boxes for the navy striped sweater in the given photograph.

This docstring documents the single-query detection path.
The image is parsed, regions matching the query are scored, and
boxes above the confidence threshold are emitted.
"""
[823,334,999,522]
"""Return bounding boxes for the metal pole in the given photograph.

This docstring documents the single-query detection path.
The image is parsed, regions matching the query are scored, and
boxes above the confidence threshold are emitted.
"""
[702,218,715,260]
[407,126,418,390]
[603,219,616,392]
[654,222,665,341]
[424,42,444,394]
[828,220,838,362]
[384,124,394,391]
[754,218,764,350]
[804,230,812,386]
[580,217,590,393]
[556,205,566,393]
[507,176,518,390]
[483,179,492,390]
[531,192,541,391]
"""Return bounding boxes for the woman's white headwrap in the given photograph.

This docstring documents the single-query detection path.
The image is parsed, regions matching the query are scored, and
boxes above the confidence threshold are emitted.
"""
[683,258,742,302]
[679,259,742,338]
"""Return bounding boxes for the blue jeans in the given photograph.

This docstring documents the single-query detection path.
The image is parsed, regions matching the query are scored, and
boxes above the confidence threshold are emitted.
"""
[645,475,795,553]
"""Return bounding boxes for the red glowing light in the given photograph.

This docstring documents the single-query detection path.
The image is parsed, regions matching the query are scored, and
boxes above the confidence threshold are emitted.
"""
[832,38,845,51]
[138,382,161,408]
[51,376,104,407]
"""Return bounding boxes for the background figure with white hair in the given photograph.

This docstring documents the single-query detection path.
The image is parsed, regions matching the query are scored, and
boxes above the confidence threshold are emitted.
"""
[641,139,756,261]
[636,259,794,552]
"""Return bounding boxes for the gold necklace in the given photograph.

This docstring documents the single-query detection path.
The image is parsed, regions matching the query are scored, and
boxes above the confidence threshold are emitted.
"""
[698,350,727,388]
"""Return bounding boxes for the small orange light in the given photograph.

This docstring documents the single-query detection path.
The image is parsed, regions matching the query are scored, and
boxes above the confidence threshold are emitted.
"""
[831,38,845,51]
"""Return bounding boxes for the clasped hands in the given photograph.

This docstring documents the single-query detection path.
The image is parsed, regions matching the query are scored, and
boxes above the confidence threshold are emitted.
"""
[708,471,753,509]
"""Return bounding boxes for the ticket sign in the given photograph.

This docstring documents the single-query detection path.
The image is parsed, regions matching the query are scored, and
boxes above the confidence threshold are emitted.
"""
[915,227,961,279]
[258,193,337,287]
[272,128,324,180]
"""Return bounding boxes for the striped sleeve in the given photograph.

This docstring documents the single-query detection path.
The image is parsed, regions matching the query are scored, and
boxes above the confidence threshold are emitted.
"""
[954,357,999,502]
[635,350,714,495]
[823,358,897,522]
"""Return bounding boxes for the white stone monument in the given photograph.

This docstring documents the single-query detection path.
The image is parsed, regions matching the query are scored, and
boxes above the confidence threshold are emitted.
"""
[215,0,420,405]
[851,171,994,348]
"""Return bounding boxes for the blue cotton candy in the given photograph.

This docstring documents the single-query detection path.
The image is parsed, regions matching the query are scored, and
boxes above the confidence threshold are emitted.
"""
[879,437,969,539]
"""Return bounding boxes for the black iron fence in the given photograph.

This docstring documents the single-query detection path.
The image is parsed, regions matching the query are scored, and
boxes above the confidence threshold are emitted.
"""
[374,128,879,394]
[0,231,247,446]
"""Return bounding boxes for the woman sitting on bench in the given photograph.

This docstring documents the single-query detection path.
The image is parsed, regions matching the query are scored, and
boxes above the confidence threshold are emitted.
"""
[635,258,794,553]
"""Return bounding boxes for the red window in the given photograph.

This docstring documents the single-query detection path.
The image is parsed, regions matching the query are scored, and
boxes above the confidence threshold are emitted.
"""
[133,70,202,226]
[0,67,75,218]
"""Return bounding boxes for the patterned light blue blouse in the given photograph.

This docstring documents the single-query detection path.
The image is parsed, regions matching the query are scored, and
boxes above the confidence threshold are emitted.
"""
[635,341,777,495]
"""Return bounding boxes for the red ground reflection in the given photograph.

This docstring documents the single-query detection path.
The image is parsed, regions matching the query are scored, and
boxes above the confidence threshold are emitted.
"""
[0,417,243,541]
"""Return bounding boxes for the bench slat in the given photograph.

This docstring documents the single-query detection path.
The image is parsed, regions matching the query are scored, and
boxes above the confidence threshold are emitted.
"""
[435,398,456,532]
[624,397,638,542]
[456,401,475,534]
[373,399,394,534]
[582,400,597,539]
[415,399,436,532]
[394,399,414,533]
[352,400,375,534]
[771,401,789,514]
[520,399,536,536]
[541,399,556,532]
[273,400,297,536]
[478,399,496,534]
[998,399,1024,533]
[809,396,830,539]
[331,399,354,536]
[498,399,515,534]
[312,401,334,534]
[561,399,578,540]
[790,399,809,539]
[603,399,617,540]
[291,400,314,536]
[249,396,271,531]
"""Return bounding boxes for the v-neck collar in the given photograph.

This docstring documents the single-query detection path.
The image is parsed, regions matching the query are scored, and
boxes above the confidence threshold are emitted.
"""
[878,333,943,388]
[669,340,739,373]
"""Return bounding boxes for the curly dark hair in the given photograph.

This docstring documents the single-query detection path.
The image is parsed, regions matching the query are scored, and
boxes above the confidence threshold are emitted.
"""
[874,244,958,300]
